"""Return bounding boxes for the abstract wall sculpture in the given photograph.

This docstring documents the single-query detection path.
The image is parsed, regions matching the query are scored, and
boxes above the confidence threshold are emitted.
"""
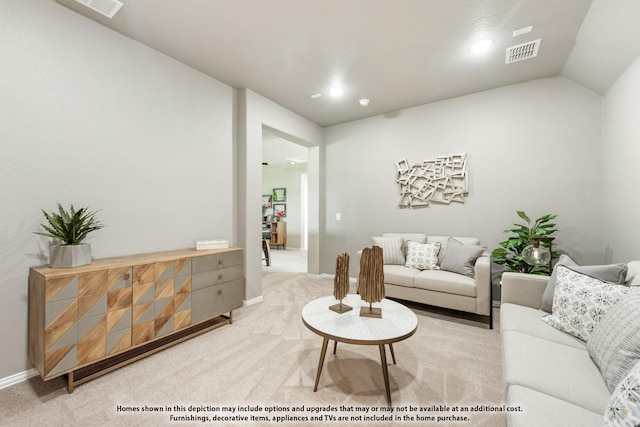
[396,153,468,208]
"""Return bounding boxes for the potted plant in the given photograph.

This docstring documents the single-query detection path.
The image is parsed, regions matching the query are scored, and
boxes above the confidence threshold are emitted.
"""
[491,211,559,275]
[35,203,104,268]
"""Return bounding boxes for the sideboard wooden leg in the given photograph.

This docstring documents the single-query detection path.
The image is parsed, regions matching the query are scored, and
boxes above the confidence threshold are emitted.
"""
[67,371,74,394]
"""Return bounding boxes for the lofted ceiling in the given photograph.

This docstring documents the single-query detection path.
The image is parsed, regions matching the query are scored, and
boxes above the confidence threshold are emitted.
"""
[55,0,597,127]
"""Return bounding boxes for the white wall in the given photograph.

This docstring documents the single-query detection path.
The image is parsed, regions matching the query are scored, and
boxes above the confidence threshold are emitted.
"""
[602,56,640,262]
[263,165,307,248]
[0,0,234,379]
[322,77,604,276]
[237,89,322,303]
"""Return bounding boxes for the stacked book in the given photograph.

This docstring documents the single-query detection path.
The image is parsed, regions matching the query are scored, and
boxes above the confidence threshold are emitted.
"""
[196,239,229,250]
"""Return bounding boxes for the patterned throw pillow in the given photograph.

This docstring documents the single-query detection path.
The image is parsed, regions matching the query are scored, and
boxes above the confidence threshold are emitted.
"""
[542,265,632,342]
[588,289,640,392]
[404,241,440,270]
[604,360,640,427]
[540,254,628,313]
[372,236,405,265]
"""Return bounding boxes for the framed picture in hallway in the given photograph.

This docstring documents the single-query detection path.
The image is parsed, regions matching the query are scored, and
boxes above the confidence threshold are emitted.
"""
[273,188,286,202]
[273,204,286,218]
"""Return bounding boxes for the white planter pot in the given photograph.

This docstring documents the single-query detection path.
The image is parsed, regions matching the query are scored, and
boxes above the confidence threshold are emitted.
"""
[49,244,92,268]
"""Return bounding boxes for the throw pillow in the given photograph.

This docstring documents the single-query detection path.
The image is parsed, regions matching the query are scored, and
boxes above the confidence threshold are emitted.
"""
[588,288,640,393]
[439,237,486,278]
[542,265,632,342]
[603,360,640,427]
[372,236,405,265]
[541,254,628,313]
[404,241,440,270]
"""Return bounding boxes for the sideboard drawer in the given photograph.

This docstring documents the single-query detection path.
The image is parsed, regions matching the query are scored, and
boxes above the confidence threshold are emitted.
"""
[191,251,243,274]
[191,264,242,291]
[191,279,243,324]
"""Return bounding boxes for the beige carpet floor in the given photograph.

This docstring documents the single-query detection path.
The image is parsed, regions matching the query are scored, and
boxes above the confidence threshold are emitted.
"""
[0,272,504,427]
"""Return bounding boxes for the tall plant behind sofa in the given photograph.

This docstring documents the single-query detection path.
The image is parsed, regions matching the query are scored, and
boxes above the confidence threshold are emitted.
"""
[492,211,559,275]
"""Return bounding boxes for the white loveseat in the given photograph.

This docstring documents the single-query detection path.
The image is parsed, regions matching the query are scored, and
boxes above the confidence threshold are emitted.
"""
[365,233,492,327]
[500,260,640,427]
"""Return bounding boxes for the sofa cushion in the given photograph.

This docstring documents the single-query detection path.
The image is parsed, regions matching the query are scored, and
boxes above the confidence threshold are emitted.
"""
[439,237,485,278]
[404,241,440,270]
[541,254,628,312]
[382,233,427,245]
[502,330,611,414]
[507,385,604,427]
[603,360,640,427]
[625,261,640,285]
[427,236,480,265]
[588,288,640,392]
[542,265,632,342]
[413,270,476,297]
[500,303,586,350]
[372,235,405,265]
[383,265,419,288]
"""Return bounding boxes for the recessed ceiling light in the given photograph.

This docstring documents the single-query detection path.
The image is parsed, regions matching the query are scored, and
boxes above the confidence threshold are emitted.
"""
[310,93,322,99]
[330,87,344,97]
[470,38,494,53]
[359,99,370,107]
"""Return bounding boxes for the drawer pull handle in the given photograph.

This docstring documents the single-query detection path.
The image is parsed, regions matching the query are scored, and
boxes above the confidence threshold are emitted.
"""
[218,289,223,295]
[218,274,224,280]
[124,273,130,280]
[218,259,224,265]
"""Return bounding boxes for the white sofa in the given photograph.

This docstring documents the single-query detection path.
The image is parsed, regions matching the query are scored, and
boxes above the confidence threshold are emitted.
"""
[366,233,492,327]
[500,261,640,427]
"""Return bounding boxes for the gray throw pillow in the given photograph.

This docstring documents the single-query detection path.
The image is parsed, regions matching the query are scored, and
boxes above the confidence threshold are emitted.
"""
[440,237,486,277]
[588,288,640,393]
[540,254,628,312]
[372,236,405,265]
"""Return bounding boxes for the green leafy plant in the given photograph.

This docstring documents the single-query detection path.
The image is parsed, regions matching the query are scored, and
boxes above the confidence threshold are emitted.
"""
[35,204,103,245]
[491,211,558,275]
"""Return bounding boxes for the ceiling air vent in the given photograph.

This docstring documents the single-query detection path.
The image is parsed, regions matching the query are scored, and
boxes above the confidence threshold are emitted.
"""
[74,0,123,18]
[505,39,541,64]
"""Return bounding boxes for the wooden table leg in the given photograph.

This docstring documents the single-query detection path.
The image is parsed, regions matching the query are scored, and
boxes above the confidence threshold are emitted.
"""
[388,343,396,365]
[313,337,330,392]
[333,340,338,355]
[378,344,391,406]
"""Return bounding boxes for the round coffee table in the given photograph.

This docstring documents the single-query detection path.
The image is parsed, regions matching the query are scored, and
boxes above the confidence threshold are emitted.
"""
[301,294,418,405]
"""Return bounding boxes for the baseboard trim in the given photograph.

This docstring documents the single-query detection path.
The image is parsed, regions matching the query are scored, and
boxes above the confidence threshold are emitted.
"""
[243,295,264,306]
[0,368,38,390]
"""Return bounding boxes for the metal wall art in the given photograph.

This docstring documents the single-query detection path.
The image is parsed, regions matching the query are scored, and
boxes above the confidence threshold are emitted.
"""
[396,153,468,208]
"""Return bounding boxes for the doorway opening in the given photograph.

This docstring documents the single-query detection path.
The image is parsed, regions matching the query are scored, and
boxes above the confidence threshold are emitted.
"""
[261,129,309,273]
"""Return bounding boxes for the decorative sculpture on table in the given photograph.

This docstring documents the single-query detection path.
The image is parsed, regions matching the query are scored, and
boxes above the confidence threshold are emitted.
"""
[358,246,385,318]
[329,252,352,313]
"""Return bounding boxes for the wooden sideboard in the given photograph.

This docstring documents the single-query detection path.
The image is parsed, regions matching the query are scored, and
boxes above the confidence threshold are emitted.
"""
[28,247,244,392]
[270,221,286,249]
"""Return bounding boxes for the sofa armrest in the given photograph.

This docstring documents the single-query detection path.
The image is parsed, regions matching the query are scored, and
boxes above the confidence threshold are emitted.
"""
[474,255,491,316]
[501,272,549,309]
